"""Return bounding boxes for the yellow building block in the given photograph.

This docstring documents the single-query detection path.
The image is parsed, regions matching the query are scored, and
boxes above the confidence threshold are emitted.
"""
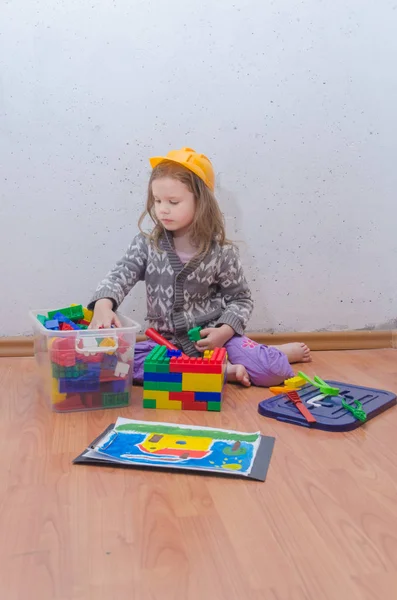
[143,389,169,401]
[83,307,93,322]
[51,378,67,404]
[203,350,214,359]
[143,389,181,409]
[99,337,117,353]
[156,398,182,409]
[284,376,306,389]
[182,372,224,393]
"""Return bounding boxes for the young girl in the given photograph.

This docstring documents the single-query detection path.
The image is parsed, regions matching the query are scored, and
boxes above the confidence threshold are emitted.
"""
[88,147,311,387]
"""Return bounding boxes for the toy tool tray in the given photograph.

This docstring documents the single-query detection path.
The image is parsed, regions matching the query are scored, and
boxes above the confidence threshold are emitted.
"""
[258,381,396,431]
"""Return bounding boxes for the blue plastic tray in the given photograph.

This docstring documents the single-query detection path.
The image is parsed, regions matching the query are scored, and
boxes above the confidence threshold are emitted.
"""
[258,381,396,431]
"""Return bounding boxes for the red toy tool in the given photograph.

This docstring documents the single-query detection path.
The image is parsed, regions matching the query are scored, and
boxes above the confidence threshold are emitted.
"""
[286,390,316,425]
[145,328,188,358]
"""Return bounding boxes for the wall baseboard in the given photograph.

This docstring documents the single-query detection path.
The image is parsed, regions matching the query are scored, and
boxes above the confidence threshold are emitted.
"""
[0,330,394,358]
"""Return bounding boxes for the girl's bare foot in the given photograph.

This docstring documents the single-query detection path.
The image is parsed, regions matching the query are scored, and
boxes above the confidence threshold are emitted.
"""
[227,362,251,387]
[272,342,311,364]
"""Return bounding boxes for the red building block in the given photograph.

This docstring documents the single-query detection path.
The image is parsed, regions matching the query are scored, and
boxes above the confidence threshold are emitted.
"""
[83,393,103,408]
[169,391,208,411]
[181,398,208,411]
[169,355,223,374]
[56,394,85,411]
[79,352,103,364]
[99,369,126,382]
[50,337,76,367]
[169,391,196,402]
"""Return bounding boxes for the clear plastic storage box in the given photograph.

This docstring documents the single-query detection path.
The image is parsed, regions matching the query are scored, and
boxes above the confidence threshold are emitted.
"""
[30,308,139,412]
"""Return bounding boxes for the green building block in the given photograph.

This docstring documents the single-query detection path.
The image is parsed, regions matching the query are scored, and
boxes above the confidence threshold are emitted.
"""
[102,392,130,408]
[48,305,84,321]
[143,399,157,409]
[188,326,202,342]
[143,381,183,392]
[37,314,47,326]
[144,345,170,373]
[207,402,221,411]
[51,362,86,379]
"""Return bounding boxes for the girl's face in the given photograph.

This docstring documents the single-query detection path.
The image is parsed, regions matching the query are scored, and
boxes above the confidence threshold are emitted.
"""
[152,177,196,237]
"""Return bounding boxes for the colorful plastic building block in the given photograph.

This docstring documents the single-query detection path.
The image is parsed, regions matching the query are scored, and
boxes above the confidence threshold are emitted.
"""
[102,392,129,408]
[37,314,47,326]
[103,354,118,369]
[70,303,93,322]
[99,337,117,351]
[143,343,227,411]
[52,362,86,379]
[102,379,126,393]
[50,337,76,367]
[166,349,182,358]
[48,305,84,321]
[84,393,104,408]
[182,372,223,393]
[144,345,170,373]
[169,348,226,374]
[188,326,202,342]
[145,372,182,383]
[78,320,91,327]
[115,361,130,377]
[55,394,86,411]
[45,319,60,330]
[51,378,67,404]
[52,312,81,330]
[82,307,93,323]
[59,372,100,394]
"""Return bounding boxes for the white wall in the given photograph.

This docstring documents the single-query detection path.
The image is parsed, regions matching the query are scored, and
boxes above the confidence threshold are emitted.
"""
[1,0,397,336]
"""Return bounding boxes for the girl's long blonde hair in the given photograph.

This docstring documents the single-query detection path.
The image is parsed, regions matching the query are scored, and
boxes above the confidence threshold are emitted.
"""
[138,160,229,256]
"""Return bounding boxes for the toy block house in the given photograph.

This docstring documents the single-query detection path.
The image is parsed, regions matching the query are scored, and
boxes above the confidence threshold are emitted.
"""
[143,346,227,411]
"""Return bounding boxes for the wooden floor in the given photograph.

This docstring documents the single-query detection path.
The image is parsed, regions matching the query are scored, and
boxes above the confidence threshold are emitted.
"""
[1,350,397,600]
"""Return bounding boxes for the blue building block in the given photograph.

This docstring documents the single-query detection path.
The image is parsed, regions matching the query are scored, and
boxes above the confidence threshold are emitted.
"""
[166,349,182,358]
[195,391,222,402]
[86,362,101,374]
[45,319,60,330]
[111,379,126,393]
[53,312,81,330]
[102,354,118,369]
[144,372,183,383]
[59,372,100,393]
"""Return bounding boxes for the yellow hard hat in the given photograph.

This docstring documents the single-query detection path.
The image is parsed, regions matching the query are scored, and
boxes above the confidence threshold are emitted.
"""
[149,147,215,191]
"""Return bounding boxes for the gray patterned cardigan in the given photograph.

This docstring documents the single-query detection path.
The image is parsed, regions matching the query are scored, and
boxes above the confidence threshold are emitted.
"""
[88,231,253,356]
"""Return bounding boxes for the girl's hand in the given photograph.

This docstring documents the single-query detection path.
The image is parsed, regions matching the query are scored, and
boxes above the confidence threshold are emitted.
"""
[195,324,234,352]
[89,298,122,329]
